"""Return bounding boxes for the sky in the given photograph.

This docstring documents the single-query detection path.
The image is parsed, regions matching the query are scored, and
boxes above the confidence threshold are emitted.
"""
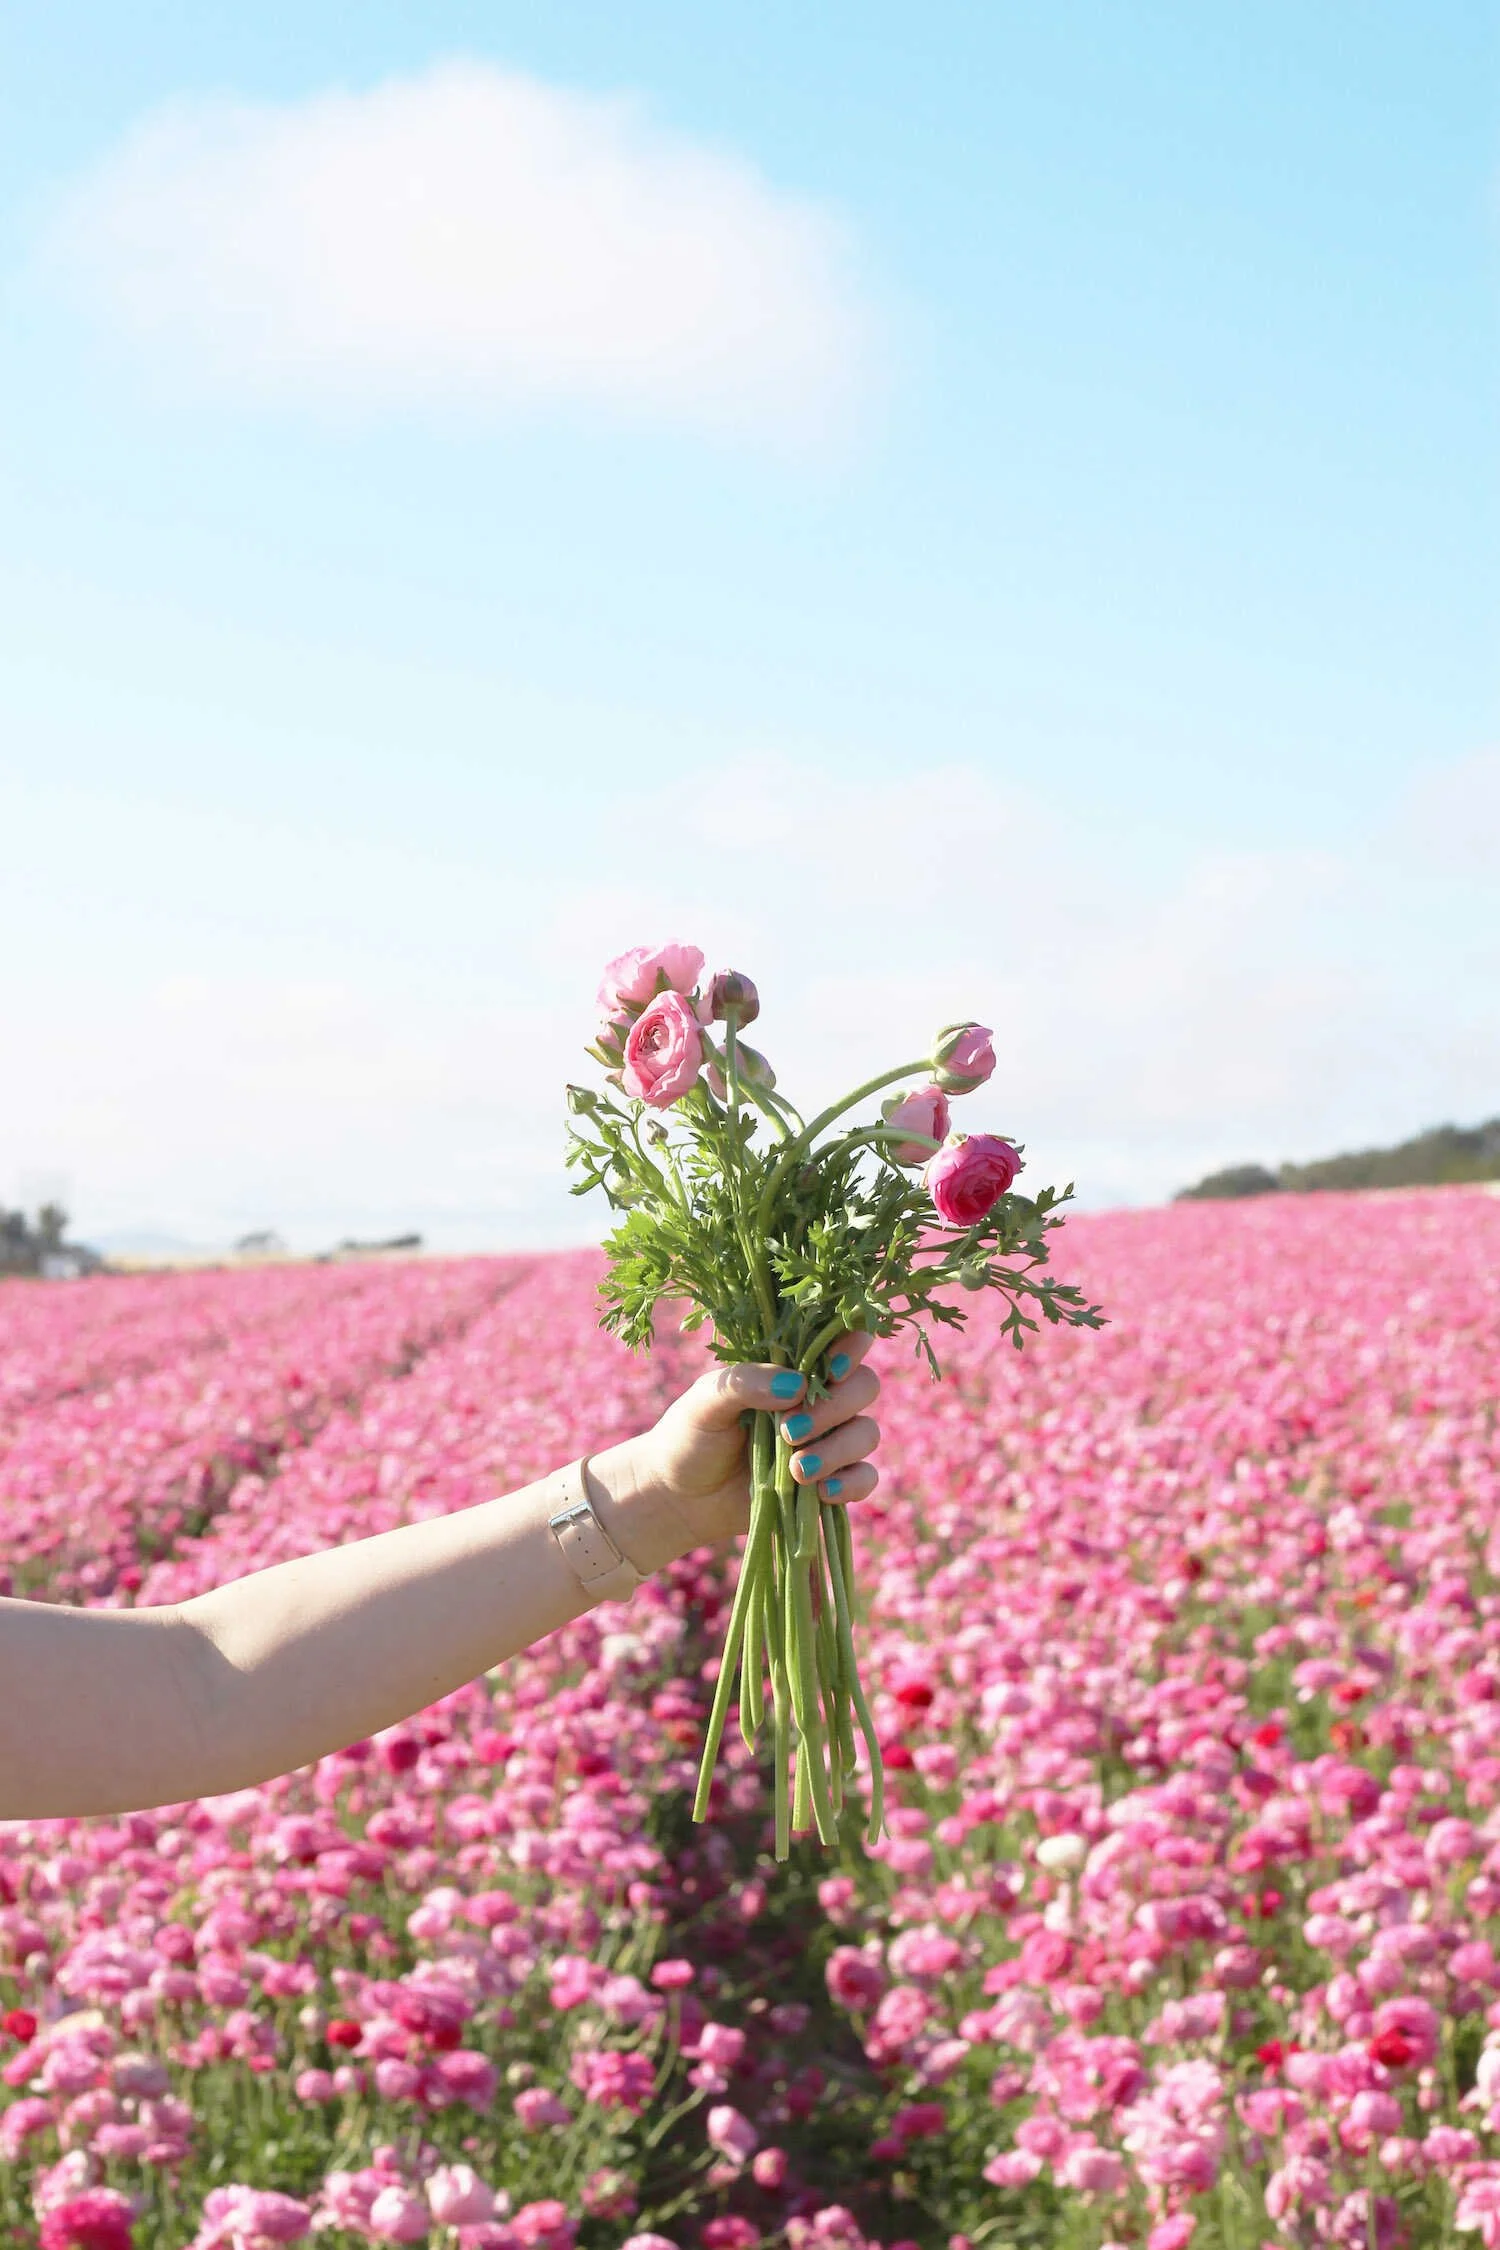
[1,3,1496,1254]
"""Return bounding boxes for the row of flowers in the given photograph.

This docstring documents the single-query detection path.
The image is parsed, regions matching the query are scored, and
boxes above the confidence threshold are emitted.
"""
[0,1259,515,1600]
[2,1187,1500,2247]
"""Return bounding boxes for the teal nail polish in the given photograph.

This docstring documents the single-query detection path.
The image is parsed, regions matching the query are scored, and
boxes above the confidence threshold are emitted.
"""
[826,1476,844,1497]
[784,1412,814,1441]
[798,1452,823,1477]
[829,1352,851,1380]
[770,1371,803,1400]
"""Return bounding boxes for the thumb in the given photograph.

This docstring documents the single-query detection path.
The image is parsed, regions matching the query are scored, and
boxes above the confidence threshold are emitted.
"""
[673,1362,806,1432]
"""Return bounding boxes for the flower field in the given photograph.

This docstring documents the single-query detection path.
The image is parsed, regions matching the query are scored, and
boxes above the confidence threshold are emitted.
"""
[4,1189,1500,2250]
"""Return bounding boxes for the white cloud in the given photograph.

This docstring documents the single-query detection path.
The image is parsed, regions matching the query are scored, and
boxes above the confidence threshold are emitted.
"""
[3,749,1496,1250]
[44,60,870,442]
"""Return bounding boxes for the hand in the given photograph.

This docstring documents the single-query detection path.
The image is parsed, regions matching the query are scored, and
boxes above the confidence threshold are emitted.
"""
[597,1335,881,1575]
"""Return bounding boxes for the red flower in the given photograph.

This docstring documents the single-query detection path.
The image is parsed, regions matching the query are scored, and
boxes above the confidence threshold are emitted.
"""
[325,2019,363,2050]
[3,2007,38,2042]
[1368,2027,1416,2070]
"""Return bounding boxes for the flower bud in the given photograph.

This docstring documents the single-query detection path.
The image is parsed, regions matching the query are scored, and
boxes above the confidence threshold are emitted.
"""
[565,1084,600,1115]
[735,1043,776,1090]
[959,1260,991,1292]
[586,1019,628,1067]
[931,1022,996,1094]
[881,1085,951,1165]
[704,970,761,1026]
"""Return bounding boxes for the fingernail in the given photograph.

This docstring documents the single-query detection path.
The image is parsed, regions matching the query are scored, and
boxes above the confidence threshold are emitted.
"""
[828,1352,851,1380]
[825,1476,845,1497]
[784,1412,814,1441]
[770,1371,804,1400]
[797,1452,822,1477]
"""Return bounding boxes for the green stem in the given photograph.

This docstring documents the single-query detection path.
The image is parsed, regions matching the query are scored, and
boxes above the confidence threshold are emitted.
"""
[739,1569,764,1749]
[755,1058,930,1234]
[691,1423,774,1820]
[825,1496,885,1845]
[762,1534,792,1860]
[782,1439,837,1844]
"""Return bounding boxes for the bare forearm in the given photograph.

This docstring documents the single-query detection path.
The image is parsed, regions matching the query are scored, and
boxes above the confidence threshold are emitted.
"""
[0,1438,667,1818]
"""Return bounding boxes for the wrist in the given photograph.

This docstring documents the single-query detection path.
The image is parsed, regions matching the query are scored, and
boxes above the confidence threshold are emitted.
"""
[584,1435,688,1578]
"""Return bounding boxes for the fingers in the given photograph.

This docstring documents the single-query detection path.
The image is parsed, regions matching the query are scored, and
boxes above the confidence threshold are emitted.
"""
[678,1333,875,1430]
[787,1412,880,1488]
[821,1331,875,1384]
[819,1460,878,1509]
[676,1360,808,1431]
[779,1363,879,1451]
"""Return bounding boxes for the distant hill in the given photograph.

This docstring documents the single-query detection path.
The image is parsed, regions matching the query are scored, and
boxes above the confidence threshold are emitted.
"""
[1176,1117,1500,1202]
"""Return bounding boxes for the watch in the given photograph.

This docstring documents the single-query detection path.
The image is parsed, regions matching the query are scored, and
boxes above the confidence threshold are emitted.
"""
[547,1458,643,1602]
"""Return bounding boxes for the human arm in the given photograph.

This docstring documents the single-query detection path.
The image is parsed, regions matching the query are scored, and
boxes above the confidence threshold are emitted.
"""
[0,1341,879,1819]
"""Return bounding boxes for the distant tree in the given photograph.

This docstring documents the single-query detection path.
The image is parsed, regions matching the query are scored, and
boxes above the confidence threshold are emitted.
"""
[1176,1118,1500,1201]
[1174,1164,1282,1203]
[1278,1119,1500,1193]
[0,1204,98,1277]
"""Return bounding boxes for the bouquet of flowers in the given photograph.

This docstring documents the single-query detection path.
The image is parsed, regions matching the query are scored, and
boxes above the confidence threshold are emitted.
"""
[566,942,1103,1857]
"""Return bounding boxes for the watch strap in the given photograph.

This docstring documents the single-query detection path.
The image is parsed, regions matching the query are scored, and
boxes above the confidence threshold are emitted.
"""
[547,1458,642,1602]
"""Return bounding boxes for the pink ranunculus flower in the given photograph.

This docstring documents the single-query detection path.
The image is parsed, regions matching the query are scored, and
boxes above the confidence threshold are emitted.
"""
[982,2152,1043,2188]
[825,1947,886,2011]
[514,2086,573,2131]
[930,1022,996,1093]
[193,2187,313,2249]
[367,2185,431,2244]
[926,1133,1022,1226]
[37,2192,138,2250]
[1455,2174,1500,2247]
[426,2166,496,2227]
[882,1087,952,1167]
[597,945,704,1017]
[706,2104,758,2166]
[621,992,704,1109]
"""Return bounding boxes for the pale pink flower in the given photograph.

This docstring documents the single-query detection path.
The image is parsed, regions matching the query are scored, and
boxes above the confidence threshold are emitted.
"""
[597,944,704,1015]
[1060,2141,1125,2194]
[1456,2174,1500,2248]
[706,2105,757,2166]
[621,993,704,1108]
[426,2167,496,2227]
[982,2152,1043,2187]
[367,2186,431,2244]
[191,2185,312,2249]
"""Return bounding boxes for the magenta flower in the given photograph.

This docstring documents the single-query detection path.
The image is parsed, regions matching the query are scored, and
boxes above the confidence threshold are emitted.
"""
[38,2193,137,2250]
[925,1132,1022,1225]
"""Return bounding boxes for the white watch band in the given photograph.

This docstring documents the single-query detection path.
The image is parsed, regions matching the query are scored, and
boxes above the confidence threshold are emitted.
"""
[547,1458,642,1603]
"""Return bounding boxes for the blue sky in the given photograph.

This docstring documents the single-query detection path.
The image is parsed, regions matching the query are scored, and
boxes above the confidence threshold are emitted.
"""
[1,3,1496,1252]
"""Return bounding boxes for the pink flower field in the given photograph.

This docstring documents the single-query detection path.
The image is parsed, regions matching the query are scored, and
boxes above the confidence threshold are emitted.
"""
[4,1190,1500,2250]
